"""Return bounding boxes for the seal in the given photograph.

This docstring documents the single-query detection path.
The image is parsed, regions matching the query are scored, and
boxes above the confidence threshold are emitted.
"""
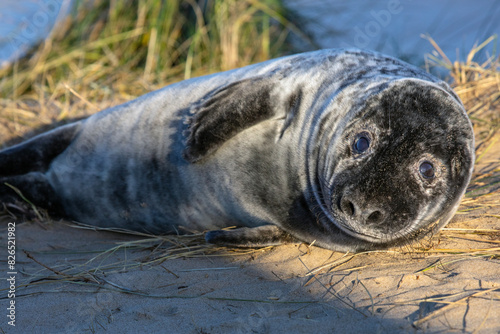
[0,49,475,252]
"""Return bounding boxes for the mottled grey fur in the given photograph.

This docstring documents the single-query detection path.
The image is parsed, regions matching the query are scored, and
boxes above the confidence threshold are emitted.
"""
[0,49,474,252]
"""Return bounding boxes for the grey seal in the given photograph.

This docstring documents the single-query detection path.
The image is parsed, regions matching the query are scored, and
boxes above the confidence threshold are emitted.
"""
[0,49,475,252]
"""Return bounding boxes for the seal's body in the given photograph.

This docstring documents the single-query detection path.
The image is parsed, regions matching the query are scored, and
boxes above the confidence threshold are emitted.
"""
[0,49,474,252]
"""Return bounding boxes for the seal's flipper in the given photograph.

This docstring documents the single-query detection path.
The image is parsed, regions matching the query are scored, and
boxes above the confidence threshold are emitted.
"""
[184,77,277,162]
[205,225,299,248]
[0,122,80,176]
[0,172,64,216]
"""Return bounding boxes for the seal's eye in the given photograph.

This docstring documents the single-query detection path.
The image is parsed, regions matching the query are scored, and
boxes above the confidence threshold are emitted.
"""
[354,136,370,153]
[419,161,435,179]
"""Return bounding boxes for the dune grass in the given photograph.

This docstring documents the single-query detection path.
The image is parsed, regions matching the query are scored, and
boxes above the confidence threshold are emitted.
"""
[425,35,499,149]
[0,0,298,144]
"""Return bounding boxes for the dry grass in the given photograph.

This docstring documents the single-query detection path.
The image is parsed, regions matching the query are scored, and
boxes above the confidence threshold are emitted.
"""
[425,35,499,149]
[0,0,297,145]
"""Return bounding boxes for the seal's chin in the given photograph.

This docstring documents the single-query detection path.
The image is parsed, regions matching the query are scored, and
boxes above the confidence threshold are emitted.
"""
[332,216,413,243]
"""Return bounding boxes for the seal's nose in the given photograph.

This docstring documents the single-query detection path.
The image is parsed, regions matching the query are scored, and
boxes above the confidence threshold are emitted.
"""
[339,194,386,226]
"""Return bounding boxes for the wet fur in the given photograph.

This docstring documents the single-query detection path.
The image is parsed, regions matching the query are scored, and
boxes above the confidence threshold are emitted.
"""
[0,49,474,252]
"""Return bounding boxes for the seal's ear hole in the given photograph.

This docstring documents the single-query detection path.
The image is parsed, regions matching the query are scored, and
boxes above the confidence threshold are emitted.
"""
[184,77,275,163]
[450,154,463,179]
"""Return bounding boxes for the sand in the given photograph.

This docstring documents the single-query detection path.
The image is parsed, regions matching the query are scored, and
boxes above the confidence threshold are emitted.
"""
[0,127,499,334]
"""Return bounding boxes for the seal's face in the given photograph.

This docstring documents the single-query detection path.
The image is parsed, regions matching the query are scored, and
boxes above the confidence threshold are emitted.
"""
[323,80,474,245]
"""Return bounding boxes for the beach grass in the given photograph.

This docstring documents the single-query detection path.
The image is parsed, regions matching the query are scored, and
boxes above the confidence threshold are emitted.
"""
[0,0,297,144]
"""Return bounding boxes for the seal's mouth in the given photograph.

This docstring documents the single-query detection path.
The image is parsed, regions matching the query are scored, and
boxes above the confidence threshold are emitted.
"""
[336,192,420,241]
[326,186,448,245]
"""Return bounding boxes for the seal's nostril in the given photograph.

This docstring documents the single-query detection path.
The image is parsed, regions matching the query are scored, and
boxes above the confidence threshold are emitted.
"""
[367,210,383,224]
[340,197,356,217]
[347,201,355,216]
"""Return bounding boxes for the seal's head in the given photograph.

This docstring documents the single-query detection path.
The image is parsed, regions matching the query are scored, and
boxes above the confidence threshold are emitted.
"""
[321,79,474,247]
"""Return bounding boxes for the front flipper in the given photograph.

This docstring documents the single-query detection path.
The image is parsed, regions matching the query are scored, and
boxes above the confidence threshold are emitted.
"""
[205,225,299,248]
[184,77,277,162]
[184,73,307,163]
